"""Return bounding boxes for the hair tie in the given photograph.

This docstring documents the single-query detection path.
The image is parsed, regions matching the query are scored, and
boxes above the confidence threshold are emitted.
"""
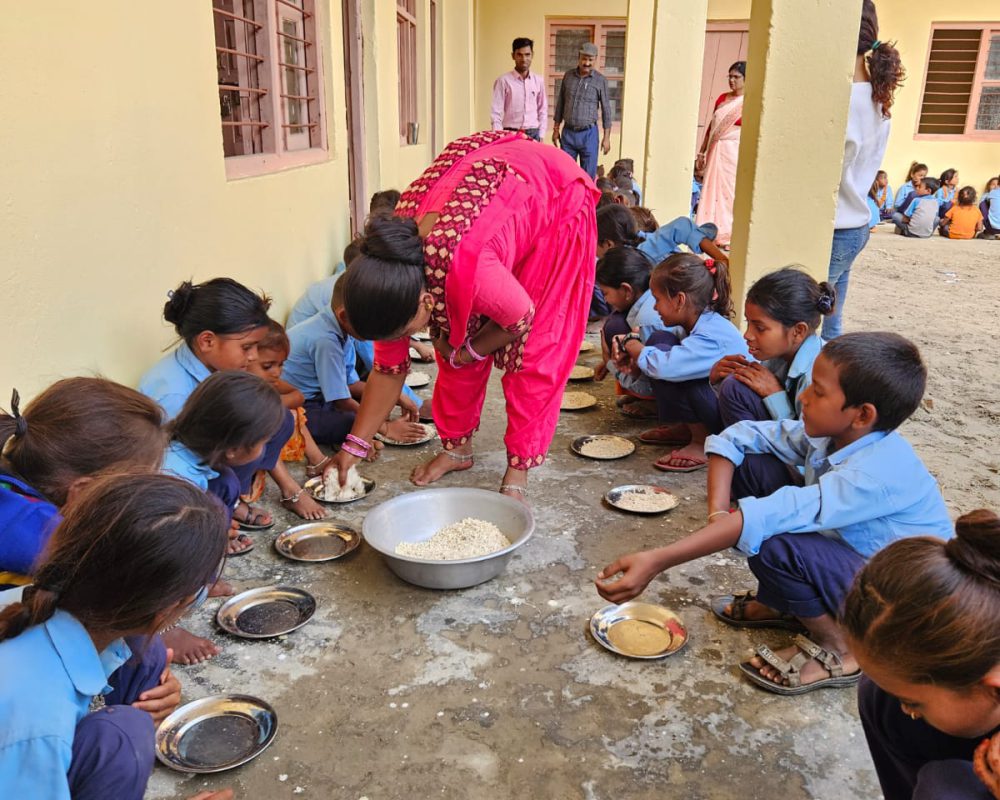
[704,258,717,276]
[871,40,881,52]
[816,295,834,314]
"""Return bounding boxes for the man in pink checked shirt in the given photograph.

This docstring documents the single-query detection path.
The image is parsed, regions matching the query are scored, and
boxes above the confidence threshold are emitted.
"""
[490,37,547,142]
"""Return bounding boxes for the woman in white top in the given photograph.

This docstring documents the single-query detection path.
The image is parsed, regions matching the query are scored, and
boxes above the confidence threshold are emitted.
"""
[823,0,904,340]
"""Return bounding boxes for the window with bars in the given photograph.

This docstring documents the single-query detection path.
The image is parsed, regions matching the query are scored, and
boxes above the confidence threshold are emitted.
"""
[917,25,1000,137]
[397,0,418,144]
[546,19,627,129]
[213,0,326,173]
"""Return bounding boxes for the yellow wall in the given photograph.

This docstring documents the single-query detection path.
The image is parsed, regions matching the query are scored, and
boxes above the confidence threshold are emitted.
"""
[707,0,750,19]
[878,1,1000,193]
[474,0,628,161]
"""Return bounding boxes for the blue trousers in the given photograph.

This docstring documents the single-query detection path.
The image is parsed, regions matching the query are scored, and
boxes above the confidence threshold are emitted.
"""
[206,465,241,522]
[749,532,866,620]
[303,398,356,446]
[821,224,870,340]
[859,676,996,800]
[230,408,295,493]
[601,311,630,350]
[718,377,796,499]
[504,127,540,142]
[646,331,721,432]
[68,635,165,800]
[560,125,598,179]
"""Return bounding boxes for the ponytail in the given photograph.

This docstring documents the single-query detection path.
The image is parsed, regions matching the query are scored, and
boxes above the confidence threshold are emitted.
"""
[651,253,734,320]
[0,585,60,641]
[859,1,904,118]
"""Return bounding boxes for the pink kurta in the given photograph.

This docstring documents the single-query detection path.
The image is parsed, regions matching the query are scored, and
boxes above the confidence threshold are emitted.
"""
[374,131,598,469]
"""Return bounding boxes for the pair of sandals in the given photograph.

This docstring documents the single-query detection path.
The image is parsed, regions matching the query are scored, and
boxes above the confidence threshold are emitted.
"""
[639,424,708,473]
[711,592,860,696]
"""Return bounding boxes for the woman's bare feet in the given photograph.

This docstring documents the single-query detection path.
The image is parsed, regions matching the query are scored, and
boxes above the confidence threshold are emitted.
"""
[499,466,529,505]
[281,491,326,520]
[208,578,234,598]
[411,448,473,486]
[163,627,220,665]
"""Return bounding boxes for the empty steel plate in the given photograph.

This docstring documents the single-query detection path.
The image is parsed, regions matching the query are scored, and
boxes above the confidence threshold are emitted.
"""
[605,485,680,515]
[216,585,316,639]
[274,522,361,562]
[303,475,376,504]
[156,694,278,773]
[590,602,688,659]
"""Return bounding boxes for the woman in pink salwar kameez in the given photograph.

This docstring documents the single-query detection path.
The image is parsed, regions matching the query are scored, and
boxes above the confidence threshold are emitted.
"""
[695,61,746,247]
[325,131,599,500]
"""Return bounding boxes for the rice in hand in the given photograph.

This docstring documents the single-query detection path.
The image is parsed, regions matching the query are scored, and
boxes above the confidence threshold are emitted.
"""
[396,518,511,560]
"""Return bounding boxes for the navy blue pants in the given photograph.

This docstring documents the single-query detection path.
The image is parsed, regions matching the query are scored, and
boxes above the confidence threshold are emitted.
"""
[601,311,630,350]
[303,398,356,446]
[646,331,721,432]
[859,676,995,800]
[560,124,598,179]
[230,408,295,494]
[206,464,241,522]
[504,127,540,142]
[68,635,165,800]
[749,532,866,620]
[718,376,797,499]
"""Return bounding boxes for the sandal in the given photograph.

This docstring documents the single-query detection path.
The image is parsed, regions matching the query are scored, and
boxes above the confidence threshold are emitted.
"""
[305,456,332,479]
[638,424,692,446]
[653,450,707,473]
[620,401,658,419]
[233,501,274,531]
[227,533,255,556]
[738,635,862,696]
[710,593,805,632]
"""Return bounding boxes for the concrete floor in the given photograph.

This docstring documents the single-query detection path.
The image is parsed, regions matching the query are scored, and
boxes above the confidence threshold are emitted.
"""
[149,333,880,800]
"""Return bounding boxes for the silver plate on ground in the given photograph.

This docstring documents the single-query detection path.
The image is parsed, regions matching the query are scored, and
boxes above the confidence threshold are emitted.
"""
[155,694,278,773]
[304,475,376,504]
[405,371,431,388]
[571,435,635,460]
[375,422,437,446]
[274,522,361,562]
[590,602,688,659]
[605,485,680,515]
[216,585,316,638]
[568,365,595,381]
[560,391,598,411]
[579,340,596,353]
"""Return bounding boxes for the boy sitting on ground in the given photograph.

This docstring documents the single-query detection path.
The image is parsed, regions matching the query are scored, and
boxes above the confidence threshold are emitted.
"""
[892,177,941,238]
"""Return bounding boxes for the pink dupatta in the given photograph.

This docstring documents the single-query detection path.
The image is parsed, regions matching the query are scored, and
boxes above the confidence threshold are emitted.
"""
[705,94,744,155]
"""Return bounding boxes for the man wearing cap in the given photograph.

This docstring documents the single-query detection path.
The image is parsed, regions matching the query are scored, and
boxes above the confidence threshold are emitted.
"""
[552,42,612,179]
[490,37,547,142]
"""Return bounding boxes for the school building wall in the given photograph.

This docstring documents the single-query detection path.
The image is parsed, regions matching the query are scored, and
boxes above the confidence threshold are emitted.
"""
[877,1,1000,193]
[2,1,477,403]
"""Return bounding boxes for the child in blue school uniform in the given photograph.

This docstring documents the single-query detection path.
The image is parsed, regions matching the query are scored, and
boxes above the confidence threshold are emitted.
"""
[592,247,668,419]
[282,275,425,447]
[872,169,893,221]
[845,509,1000,800]
[893,177,942,238]
[0,472,231,800]
[934,168,959,215]
[710,267,835,499]
[0,378,165,589]
[612,253,749,472]
[981,178,1000,239]
[894,161,928,212]
[139,278,295,534]
[597,332,952,697]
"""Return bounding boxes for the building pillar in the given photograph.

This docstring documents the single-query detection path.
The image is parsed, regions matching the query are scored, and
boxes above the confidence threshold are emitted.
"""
[636,0,708,219]
[728,0,862,307]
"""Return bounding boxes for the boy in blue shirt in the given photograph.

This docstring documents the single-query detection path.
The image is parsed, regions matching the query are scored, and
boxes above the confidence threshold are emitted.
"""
[892,177,941,238]
[283,278,425,446]
[596,332,952,696]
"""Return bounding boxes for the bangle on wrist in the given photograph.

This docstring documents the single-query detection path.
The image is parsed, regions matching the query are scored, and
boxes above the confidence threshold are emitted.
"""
[345,433,372,454]
[341,442,367,459]
[707,510,729,521]
[463,338,487,362]
[448,345,465,369]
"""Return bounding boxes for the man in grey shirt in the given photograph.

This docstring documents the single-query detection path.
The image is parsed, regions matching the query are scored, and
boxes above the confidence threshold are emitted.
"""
[551,42,612,179]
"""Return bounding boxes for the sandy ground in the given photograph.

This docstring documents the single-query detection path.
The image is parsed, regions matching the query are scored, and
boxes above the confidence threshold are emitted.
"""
[148,227,999,800]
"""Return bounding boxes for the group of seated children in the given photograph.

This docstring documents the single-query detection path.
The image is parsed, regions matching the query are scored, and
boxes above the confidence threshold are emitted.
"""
[869,160,1000,240]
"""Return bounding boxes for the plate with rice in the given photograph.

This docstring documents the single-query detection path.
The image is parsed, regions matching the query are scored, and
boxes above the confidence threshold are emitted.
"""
[405,371,431,388]
[568,365,595,381]
[571,435,635,460]
[560,391,597,411]
[579,340,596,353]
[375,423,437,446]
[605,485,679,515]
[304,468,375,504]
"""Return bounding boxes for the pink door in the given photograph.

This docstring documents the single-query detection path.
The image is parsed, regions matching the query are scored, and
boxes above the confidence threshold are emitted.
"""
[697,23,750,146]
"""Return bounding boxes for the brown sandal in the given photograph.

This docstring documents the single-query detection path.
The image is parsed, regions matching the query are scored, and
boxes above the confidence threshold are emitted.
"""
[738,635,861,696]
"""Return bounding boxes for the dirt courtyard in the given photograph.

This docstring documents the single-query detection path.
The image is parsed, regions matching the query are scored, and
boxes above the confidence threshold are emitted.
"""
[149,226,1000,800]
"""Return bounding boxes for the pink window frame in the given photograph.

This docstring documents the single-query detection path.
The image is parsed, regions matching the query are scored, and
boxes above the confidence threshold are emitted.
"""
[222,0,330,180]
[914,22,1000,142]
[397,1,419,145]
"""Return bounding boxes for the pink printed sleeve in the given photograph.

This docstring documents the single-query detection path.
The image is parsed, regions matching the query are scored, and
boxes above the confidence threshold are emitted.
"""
[373,337,411,375]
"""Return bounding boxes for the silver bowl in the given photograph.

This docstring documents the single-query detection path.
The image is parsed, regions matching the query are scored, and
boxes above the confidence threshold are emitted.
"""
[362,487,534,589]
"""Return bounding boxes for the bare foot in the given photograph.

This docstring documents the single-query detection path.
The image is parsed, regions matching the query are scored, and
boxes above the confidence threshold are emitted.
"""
[418,399,434,421]
[208,579,234,598]
[748,644,859,688]
[281,492,326,520]
[499,466,529,505]
[724,597,784,621]
[163,627,220,665]
[653,443,707,472]
[411,450,473,486]
[227,532,254,555]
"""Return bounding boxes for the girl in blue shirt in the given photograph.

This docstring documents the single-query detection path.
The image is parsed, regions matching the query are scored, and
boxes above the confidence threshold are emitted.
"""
[934,168,959,214]
[593,247,663,418]
[894,161,928,212]
[614,252,748,472]
[0,472,230,800]
[0,378,164,589]
[710,268,834,499]
[139,278,295,534]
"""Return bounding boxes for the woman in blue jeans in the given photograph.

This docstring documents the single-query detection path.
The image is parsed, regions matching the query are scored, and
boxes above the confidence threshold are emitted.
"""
[823,1,903,339]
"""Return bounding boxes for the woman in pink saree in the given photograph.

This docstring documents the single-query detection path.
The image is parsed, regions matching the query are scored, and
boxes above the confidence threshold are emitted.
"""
[696,61,746,247]
[326,131,599,500]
